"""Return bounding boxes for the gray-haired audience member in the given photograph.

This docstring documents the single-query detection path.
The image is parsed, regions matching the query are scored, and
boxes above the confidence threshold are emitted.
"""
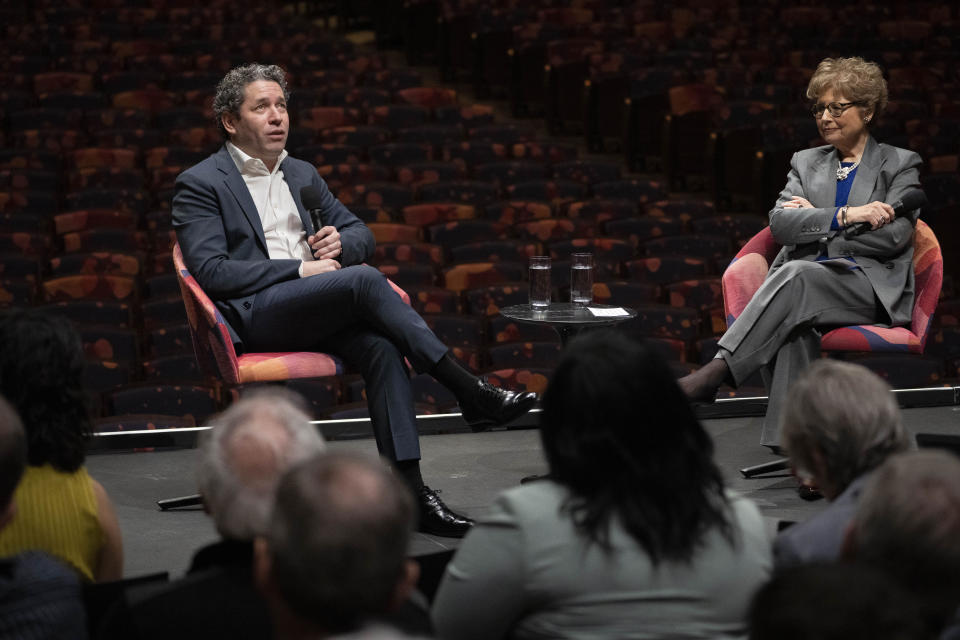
[774,359,908,567]
[255,451,426,640]
[197,387,326,541]
[98,388,325,640]
[847,450,960,639]
[0,396,89,639]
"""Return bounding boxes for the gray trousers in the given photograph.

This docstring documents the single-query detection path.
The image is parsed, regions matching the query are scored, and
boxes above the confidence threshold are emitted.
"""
[717,259,882,446]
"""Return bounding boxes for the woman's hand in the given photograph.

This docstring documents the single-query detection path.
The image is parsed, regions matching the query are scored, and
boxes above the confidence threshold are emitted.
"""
[782,195,813,209]
[845,201,896,230]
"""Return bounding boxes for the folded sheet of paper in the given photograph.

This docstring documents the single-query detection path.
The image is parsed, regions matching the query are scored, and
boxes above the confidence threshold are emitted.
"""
[587,307,630,317]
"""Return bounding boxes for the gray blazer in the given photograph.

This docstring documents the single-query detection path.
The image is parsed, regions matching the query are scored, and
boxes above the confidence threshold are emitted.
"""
[767,137,923,326]
[432,481,772,640]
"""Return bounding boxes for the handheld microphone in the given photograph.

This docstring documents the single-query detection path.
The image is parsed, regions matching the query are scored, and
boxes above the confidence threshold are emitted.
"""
[845,189,927,236]
[300,185,326,233]
[300,185,341,263]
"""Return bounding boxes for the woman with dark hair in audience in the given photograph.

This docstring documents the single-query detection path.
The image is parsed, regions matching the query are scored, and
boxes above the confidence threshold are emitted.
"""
[0,309,123,582]
[432,331,771,640]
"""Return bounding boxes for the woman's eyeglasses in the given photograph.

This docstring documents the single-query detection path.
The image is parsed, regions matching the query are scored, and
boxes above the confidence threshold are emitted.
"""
[811,101,862,117]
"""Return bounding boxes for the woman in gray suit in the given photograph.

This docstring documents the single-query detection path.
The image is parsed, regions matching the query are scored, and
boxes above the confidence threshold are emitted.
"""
[432,331,771,640]
[679,56,924,447]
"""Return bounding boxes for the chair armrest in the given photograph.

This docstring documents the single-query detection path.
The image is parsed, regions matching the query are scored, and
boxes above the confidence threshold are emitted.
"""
[722,227,779,323]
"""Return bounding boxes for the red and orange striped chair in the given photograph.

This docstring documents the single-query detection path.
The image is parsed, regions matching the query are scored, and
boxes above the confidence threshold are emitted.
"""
[173,243,340,385]
[173,243,412,386]
[722,220,943,356]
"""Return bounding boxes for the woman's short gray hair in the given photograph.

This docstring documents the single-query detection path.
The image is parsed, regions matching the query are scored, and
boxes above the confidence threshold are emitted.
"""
[781,359,908,495]
[806,56,888,121]
[212,63,290,139]
[197,387,324,540]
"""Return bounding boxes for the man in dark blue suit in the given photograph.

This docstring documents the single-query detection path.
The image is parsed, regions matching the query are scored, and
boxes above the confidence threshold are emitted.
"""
[173,63,537,538]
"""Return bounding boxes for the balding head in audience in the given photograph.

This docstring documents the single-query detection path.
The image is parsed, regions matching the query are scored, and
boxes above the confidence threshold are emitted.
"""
[197,388,325,540]
[255,451,418,638]
[847,450,960,636]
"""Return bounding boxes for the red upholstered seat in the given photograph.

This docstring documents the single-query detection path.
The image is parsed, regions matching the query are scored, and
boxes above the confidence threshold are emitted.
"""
[174,243,412,386]
[722,220,943,355]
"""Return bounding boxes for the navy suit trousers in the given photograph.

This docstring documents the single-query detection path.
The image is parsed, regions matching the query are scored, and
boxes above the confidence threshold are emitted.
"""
[241,265,449,461]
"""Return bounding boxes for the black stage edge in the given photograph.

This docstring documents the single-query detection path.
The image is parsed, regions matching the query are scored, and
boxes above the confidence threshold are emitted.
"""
[87,386,960,453]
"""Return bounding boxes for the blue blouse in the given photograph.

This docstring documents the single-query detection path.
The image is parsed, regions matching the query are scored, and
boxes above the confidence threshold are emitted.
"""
[824,162,859,265]
[831,162,859,228]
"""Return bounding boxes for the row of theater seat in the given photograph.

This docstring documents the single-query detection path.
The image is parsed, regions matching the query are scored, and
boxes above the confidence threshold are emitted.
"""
[2,2,960,429]
[417,0,960,226]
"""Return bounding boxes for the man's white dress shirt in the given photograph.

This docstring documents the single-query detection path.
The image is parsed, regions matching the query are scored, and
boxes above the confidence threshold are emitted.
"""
[227,142,312,274]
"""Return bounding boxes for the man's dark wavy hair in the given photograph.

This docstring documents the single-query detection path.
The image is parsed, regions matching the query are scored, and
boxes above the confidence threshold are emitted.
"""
[540,330,733,563]
[0,309,91,472]
[213,63,289,140]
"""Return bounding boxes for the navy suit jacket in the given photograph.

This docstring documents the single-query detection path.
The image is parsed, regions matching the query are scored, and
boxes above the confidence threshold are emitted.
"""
[172,145,374,348]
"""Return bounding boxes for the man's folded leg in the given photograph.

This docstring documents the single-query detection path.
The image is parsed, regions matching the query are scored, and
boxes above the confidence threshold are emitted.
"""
[244,270,534,537]
[247,265,538,430]
[246,265,446,368]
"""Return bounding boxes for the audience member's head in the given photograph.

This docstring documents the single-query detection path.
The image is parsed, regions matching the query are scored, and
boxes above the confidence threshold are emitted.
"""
[0,309,91,472]
[255,451,417,637]
[749,562,928,640]
[197,388,325,540]
[539,330,730,562]
[781,359,907,499]
[0,395,27,529]
[847,450,960,634]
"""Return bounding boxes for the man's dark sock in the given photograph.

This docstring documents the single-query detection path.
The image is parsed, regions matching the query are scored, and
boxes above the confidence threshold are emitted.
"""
[430,352,478,400]
[395,459,425,492]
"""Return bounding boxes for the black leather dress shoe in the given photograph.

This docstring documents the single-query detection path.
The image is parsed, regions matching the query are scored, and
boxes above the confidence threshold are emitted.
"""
[417,486,474,538]
[459,378,538,432]
[797,484,824,501]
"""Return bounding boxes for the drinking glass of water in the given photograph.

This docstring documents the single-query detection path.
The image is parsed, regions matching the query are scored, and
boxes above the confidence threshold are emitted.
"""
[570,253,593,305]
[529,256,551,308]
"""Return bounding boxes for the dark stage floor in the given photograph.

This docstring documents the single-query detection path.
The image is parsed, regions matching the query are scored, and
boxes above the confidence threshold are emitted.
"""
[87,405,960,579]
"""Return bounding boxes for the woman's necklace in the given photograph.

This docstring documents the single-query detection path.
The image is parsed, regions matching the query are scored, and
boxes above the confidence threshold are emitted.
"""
[837,155,862,181]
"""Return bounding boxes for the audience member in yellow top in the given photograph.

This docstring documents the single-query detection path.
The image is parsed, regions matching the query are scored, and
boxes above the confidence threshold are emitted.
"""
[0,309,123,582]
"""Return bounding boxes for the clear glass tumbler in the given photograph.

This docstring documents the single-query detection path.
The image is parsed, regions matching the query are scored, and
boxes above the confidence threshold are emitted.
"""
[570,253,593,305]
[528,256,551,308]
